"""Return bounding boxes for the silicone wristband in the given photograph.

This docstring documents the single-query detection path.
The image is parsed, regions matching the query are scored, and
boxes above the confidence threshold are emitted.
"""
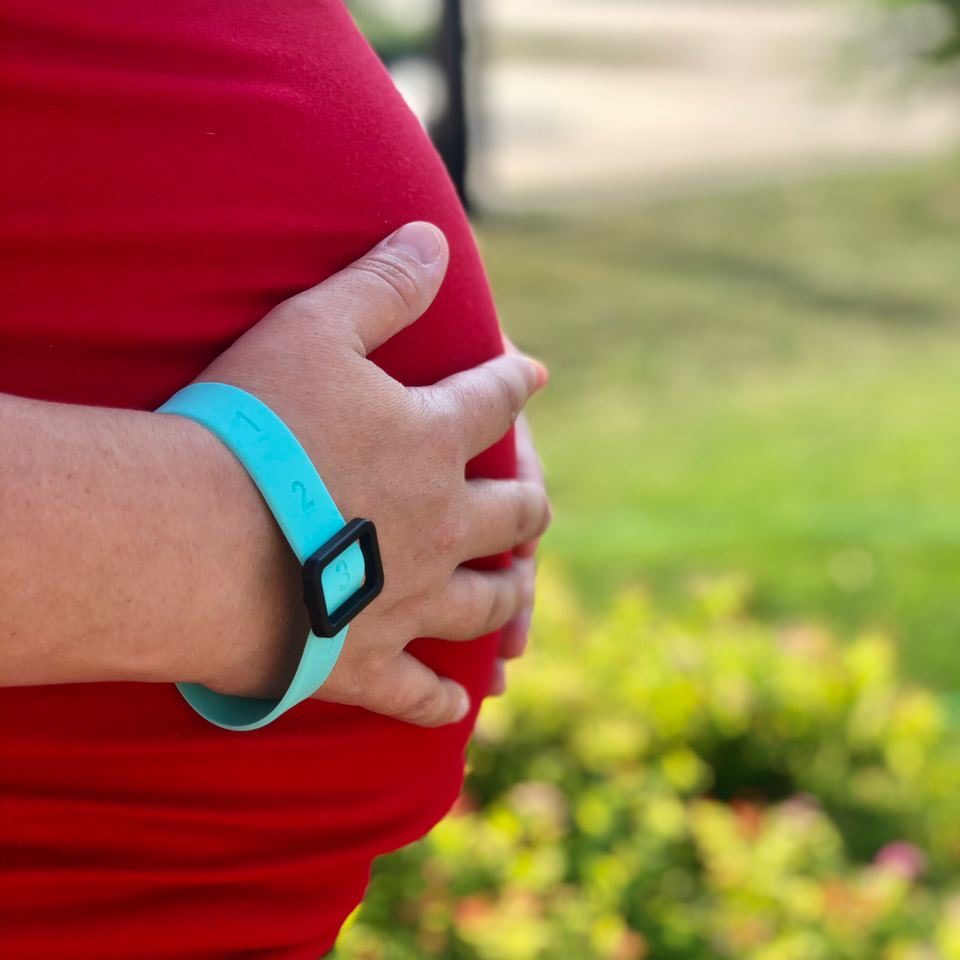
[158,381,381,731]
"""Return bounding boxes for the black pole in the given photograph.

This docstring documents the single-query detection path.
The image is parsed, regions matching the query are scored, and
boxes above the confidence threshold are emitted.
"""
[431,0,471,211]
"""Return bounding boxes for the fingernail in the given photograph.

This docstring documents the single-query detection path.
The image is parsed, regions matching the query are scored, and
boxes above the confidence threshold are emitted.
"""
[529,359,549,389]
[385,221,444,266]
[452,689,470,722]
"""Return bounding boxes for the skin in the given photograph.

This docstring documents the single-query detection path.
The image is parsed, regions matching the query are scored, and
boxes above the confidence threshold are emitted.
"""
[0,222,550,727]
[489,333,550,696]
[490,411,546,696]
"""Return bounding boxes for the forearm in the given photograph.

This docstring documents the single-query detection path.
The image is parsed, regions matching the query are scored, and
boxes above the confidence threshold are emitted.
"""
[0,392,302,690]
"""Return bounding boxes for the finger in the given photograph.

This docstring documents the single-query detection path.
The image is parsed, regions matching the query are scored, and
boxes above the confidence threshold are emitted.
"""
[459,479,551,561]
[513,414,550,557]
[498,609,533,659]
[427,353,548,460]
[289,221,450,356]
[503,335,551,393]
[498,556,536,659]
[423,563,532,641]
[361,652,470,728]
[514,539,540,560]
[515,413,545,486]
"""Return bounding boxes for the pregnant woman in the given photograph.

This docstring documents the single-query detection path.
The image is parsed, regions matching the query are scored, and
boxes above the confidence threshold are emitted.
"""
[0,2,548,957]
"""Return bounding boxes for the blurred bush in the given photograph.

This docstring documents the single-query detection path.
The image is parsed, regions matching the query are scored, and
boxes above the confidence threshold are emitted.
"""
[885,0,960,60]
[347,1,436,62]
[338,569,960,959]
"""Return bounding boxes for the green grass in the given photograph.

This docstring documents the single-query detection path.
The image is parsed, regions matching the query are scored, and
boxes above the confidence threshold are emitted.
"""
[477,157,960,689]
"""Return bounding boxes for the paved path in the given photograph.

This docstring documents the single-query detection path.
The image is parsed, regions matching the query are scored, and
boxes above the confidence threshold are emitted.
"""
[474,0,960,208]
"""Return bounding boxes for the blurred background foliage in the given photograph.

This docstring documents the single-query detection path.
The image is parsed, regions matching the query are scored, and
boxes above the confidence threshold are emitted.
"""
[886,0,960,59]
[339,571,960,959]
[340,1,960,956]
[478,160,960,688]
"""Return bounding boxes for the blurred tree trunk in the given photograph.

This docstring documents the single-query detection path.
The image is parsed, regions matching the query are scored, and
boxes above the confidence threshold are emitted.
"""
[431,0,471,211]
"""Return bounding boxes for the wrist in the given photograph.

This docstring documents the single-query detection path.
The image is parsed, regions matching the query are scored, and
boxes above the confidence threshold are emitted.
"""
[160,414,307,696]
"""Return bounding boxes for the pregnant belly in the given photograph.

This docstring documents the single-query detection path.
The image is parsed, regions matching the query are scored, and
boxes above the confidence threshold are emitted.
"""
[0,3,510,957]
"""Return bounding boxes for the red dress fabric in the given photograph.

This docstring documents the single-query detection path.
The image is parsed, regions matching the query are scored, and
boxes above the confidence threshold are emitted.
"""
[0,3,511,957]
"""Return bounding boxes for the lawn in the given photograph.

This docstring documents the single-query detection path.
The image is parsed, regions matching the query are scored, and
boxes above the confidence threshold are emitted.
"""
[477,156,960,690]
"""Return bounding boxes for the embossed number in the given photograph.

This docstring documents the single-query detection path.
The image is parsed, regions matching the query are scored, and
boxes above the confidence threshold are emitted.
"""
[291,480,316,514]
[235,410,261,433]
[334,558,351,591]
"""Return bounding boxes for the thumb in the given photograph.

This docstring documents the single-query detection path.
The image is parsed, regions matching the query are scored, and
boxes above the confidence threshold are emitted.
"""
[305,221,449,356]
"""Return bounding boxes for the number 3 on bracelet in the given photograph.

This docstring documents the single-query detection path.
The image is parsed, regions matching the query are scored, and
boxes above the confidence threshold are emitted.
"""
[158,381,384,731]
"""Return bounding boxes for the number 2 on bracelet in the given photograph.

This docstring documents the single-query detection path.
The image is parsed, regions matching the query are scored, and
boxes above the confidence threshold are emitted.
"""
[291,480,316,514]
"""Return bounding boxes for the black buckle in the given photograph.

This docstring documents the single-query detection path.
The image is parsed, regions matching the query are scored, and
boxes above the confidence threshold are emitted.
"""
[301,518,384,638]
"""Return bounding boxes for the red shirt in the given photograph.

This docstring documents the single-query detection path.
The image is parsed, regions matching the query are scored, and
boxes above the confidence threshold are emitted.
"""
[0,3,511,957]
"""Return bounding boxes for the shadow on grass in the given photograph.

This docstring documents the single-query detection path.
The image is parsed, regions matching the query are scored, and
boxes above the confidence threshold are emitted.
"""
[643,245,947,326]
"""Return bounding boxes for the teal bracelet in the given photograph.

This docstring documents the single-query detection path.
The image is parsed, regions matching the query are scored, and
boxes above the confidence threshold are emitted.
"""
[158,382,384,731]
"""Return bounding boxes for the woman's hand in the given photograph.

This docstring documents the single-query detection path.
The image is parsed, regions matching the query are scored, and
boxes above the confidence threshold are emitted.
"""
[194,223,550,726]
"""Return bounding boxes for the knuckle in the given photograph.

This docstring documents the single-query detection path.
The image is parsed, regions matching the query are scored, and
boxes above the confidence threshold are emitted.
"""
[517,483,547,543]
[431,511,462,557]
[403,597,434,640]
[280,289,308,316]
[278,291,352,350]
[444,380,475,437]
[282,288,323,326]
[420,388,470,463]
[404,685,441,725]
[352,254,423,314]
[386,599,421,639]
[408,385,443,431]
[491,368,522,422]
[459,578,488,634]
[483,582,510,632]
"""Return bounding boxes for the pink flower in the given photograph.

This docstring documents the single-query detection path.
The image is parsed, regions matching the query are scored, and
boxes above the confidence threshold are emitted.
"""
[874,841,927,881]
